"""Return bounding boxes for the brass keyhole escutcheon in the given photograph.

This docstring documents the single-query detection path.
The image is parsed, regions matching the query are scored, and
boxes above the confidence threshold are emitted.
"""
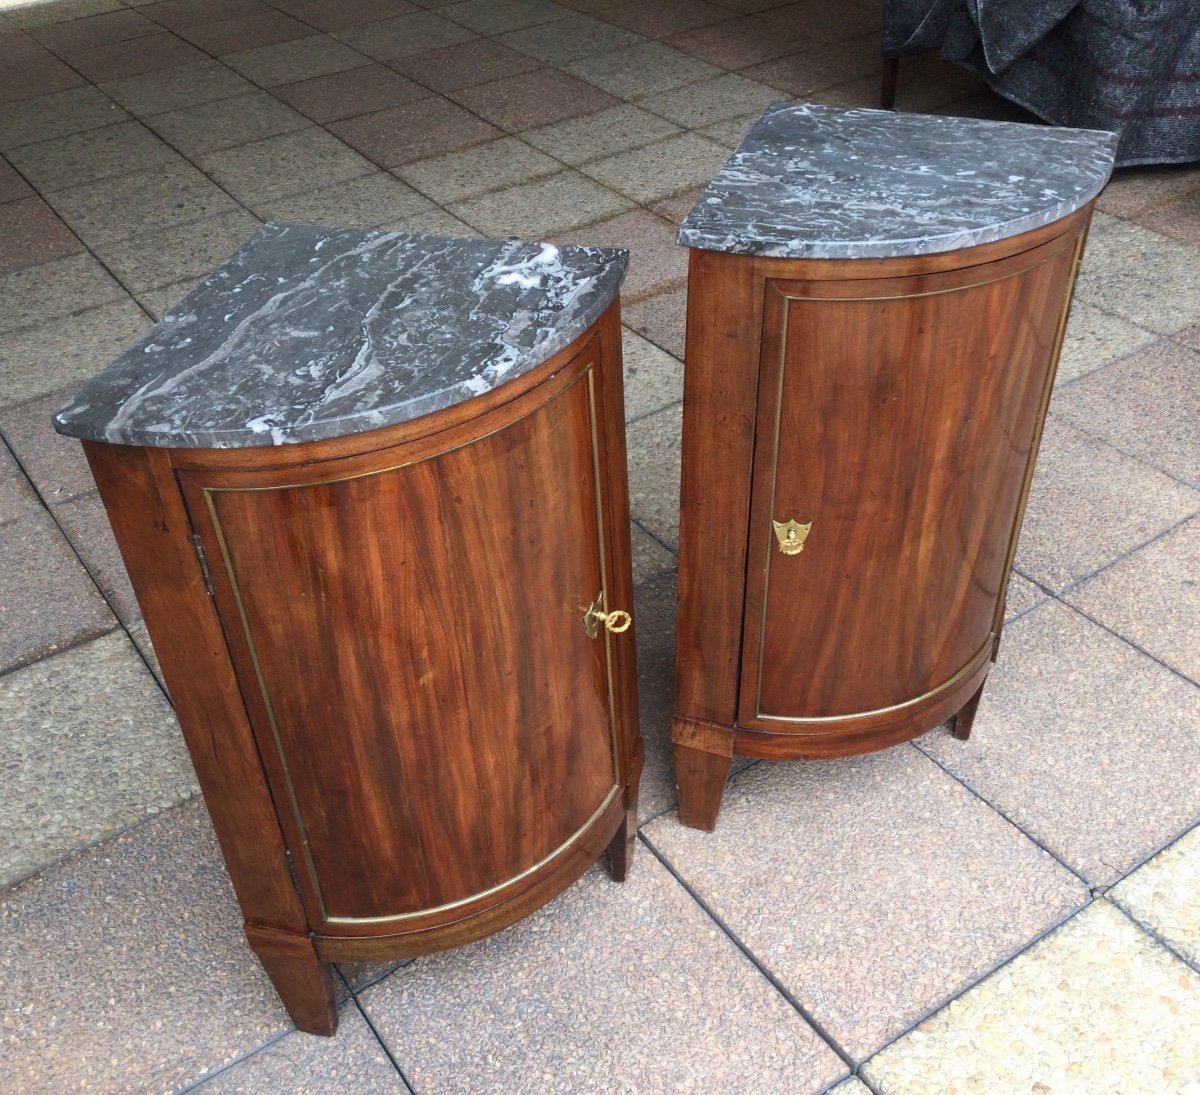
[582,593,632,638]
[773,518,812,556]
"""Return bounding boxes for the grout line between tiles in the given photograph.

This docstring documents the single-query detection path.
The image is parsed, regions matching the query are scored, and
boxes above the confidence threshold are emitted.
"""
[637,828,858,1073]
[346,993,419,1095]
[1106,893,1200,981]
[171,1026,297,1094]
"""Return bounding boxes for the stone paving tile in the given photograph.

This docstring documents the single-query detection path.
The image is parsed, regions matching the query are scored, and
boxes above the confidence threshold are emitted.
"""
[138,0,275,32]
[921,602,1200,886]
[176,10,312,54]
[648,182,704,225]
[360,854,847,1094]
[861,901,1200,1094]
[620,326,683,420]
[328,96,500,167]
[449,169,632,238]
[144,89,311,155]
[88,209,262,293]
[741,33,881,97]
[521,102,680,166]
[1065,516,1200,684]
[1095,163,1200,218]
[268,0,418,33]
[0,798,298,1094]
[625,400,682,551]
[394,136,560,204]
[0,155,32,202]
[52,489,140,624]
[828,1080,873,1095]
[0,84,127,150]
[133,276,204,321]
[0,55,86,106]
[247,171,437,228]
[0,386,97,503]
[127,616,165,689]
[1003,571,1046,620]
[6,118,182,192]
[197,127,374,202]
[696,109,760,149]
[45,160,241,243]
[334,11,476,62]
[639,72,781,129]
[99,58,255,116]
[1053,338,1200,489]
[191,1003,404,1093]
[450,67,619,133]
[588,0,731,39]
[500,12,647,66]
[1177,322,1200,354]
[0,298,150,407]
[0,194,82,271]
[222,33,371,87]
[0,443,38,525]
[1074,213,1200,335]
[630,520,675,586]
[1013,413,1199,593]
[815,57,984,114]
[667,11,808,69]
[623,281,687,359]
[439,0,569,36]
[62,31,209,83]
[581,131,729,204]
[645,745,1088,1061]
[0,628,196,887]
[564,40,721,99]
[1054,299,1158,387]
[26,7,159,54]
[387,38,540,93]
[379,206,475,237]
[555,209,688,302]
[1112,823,1200,968]
[5,0,124,30]
[273,63,428,124]
[1132,190,1200,246]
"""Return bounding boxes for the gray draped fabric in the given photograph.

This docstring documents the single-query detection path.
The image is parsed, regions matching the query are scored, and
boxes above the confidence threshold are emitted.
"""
[883,0,1200,165]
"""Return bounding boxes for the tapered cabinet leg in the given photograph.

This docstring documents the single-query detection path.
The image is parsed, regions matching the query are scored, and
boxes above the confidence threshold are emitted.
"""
[951,680,988,741]
[607,799,637,882]
[245,925,338,1037]
[674,742,734,832]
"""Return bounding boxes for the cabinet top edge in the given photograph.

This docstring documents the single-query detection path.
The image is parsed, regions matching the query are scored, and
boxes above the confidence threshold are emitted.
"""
[677,102,1116,260]
[53,224,627,449]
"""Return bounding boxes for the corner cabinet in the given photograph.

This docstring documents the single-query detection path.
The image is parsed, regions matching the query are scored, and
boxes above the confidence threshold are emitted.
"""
[671,103,1116,831]
[56,227,642,1035]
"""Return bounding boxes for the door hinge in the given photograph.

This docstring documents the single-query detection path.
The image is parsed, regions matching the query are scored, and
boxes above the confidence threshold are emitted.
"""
[284,848,303,896]
[190,533,215,596]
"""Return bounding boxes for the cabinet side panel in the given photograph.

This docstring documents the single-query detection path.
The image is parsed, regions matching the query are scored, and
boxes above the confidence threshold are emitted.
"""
[82,443,308,934]
[742,241,1079,724]
[673,250,765,729]
[191,371,618,925]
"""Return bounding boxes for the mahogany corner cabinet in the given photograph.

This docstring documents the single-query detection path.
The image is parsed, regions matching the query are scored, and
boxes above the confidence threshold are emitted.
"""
[54,226,643,1036]
[671,103,1116,831]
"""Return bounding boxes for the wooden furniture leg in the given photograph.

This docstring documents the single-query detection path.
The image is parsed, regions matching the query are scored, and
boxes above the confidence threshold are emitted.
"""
[674,742,734,832]
[951,680,987,741]
[881,57,900,109]
[607,800,637,882]
[244,925,338,1037]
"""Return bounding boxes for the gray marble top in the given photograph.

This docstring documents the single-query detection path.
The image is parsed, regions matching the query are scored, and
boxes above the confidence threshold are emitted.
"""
[678,102,1117,259]
[54,224,627,448]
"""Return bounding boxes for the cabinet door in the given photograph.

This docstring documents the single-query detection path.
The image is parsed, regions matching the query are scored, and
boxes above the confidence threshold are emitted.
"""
[179,355,622,931]
[738,238,1078,731]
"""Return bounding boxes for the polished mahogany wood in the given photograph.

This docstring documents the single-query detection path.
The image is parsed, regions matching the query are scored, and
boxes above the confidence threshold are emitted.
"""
[673,209,1093,830]
[85,302,641,1033]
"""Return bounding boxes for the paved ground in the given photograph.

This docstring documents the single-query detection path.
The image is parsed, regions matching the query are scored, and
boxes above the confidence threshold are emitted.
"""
[2,0,1199,1091]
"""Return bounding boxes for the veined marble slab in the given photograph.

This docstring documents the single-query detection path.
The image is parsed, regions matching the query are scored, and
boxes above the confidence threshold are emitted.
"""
[54,224,627,449]
[678,102,1117,259]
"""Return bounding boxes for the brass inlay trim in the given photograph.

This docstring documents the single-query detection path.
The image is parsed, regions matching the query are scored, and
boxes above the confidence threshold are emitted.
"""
[756,633,995,725]
[324,786,621,926]
[750,256,1054,724]
[204,361,623,926]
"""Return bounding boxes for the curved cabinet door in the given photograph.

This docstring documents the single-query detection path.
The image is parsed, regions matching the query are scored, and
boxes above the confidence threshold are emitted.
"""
[179,353,622,933]
[737,231,1080,737]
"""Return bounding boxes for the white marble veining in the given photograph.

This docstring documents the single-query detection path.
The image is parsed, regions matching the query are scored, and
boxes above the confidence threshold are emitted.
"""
[678,102,1117,259]
[54,225,627,448]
